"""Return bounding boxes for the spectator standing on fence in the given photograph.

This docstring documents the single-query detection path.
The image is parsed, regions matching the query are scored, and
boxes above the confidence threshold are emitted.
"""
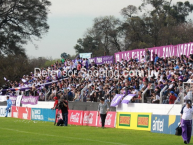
[5,96,12,117]
[181,100,193,144]
[98,97,109,129]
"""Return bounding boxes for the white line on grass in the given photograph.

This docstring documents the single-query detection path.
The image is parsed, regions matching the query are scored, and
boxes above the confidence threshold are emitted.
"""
[0,127,129,145]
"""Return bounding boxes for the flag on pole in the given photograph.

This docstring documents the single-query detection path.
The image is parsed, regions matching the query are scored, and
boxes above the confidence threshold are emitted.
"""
[110,94,124,107]
[122,94,136,104]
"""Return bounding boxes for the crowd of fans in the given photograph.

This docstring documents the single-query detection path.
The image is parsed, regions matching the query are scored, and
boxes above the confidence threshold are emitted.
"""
[2,48,193,104]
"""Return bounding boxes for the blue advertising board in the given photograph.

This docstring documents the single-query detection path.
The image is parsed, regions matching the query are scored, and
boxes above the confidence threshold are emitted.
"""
[31,108,55,122]
[0,106,11,117]
[151,115,181,135]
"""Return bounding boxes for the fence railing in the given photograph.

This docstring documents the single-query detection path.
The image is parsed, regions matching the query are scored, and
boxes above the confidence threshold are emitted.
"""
[142,87,148,103]
[159,86,167,104]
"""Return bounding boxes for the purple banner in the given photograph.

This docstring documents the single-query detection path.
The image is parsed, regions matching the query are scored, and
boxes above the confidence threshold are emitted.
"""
[21,96,39,105]
[89,56,114,65]
[110,94,124,107]
[89,58,96,63]
[122,94,136,104]
[9,96,17,106]
[114,42,193,62]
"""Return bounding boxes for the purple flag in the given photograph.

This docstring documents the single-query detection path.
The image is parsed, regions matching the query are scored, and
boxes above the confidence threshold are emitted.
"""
[9,96,17,106]
[110,94,124,107]
[122,94,136,104]
[21,96,39,105]
[89,56,114,65]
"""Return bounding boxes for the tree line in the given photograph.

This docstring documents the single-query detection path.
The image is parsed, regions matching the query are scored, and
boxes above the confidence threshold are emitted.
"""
[74,0,193,57]
[0,0,52,87]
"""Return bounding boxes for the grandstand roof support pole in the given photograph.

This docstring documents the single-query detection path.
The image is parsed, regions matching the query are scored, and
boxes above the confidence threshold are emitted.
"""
[160,86,167,104]
[142,87,148,103]
[182,83,184,107]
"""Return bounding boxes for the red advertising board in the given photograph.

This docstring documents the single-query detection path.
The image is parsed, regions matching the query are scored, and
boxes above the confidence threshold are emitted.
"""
[11,107,116,128]
[11,106,19,118]
[68,110,83,125]
[83,111,98,126]
[11,106,31,120]
[97,111,116,128]
[18,107,31,120]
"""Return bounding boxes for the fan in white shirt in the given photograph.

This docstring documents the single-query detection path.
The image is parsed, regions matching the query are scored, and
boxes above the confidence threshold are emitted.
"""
[180,100,193,144]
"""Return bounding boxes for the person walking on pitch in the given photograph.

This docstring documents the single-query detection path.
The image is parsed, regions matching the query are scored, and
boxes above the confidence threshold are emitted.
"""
[98,97,109,129]
[181,100,193,144]
[5,96,12,117]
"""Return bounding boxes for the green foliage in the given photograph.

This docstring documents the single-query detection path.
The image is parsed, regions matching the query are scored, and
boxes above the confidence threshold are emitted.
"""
[61,52,70,59]
[0,0,51,56]
[44,59,61,67]
[0,55,60,87]
[0,54,32,86]
[74,16,122,56]
[74,0,193,54]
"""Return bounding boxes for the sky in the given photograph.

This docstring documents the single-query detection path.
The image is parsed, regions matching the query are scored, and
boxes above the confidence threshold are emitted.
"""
[25,0,193,59]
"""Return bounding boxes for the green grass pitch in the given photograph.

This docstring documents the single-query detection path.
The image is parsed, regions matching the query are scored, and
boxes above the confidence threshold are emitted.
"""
[0,118,187,145]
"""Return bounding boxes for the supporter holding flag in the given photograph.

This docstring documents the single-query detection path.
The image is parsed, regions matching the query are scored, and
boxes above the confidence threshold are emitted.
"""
[5,96,12,117]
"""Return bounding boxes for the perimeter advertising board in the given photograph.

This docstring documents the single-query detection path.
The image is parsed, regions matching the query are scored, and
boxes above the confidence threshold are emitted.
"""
[151,115,181,135]
[68,110,83,125]
[97,112,116,128]
[116,112,152,131]
[11,106,31,120]
[82,111,116,128]
[18,107,31,120]
[0,106,11,117]
[31,108,55,122]
[83,111,97,126]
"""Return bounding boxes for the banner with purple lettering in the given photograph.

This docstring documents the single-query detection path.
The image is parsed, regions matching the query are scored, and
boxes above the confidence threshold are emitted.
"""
[114,42,193,62]
[21,96,39,105]
[110,94,124,107]
[9,96,17,106]
[89,56,114,65]
[89,58,96,63]
[102,56,114,64]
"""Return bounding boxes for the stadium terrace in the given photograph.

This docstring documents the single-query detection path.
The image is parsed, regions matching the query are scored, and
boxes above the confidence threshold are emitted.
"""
[1,42,193,104]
